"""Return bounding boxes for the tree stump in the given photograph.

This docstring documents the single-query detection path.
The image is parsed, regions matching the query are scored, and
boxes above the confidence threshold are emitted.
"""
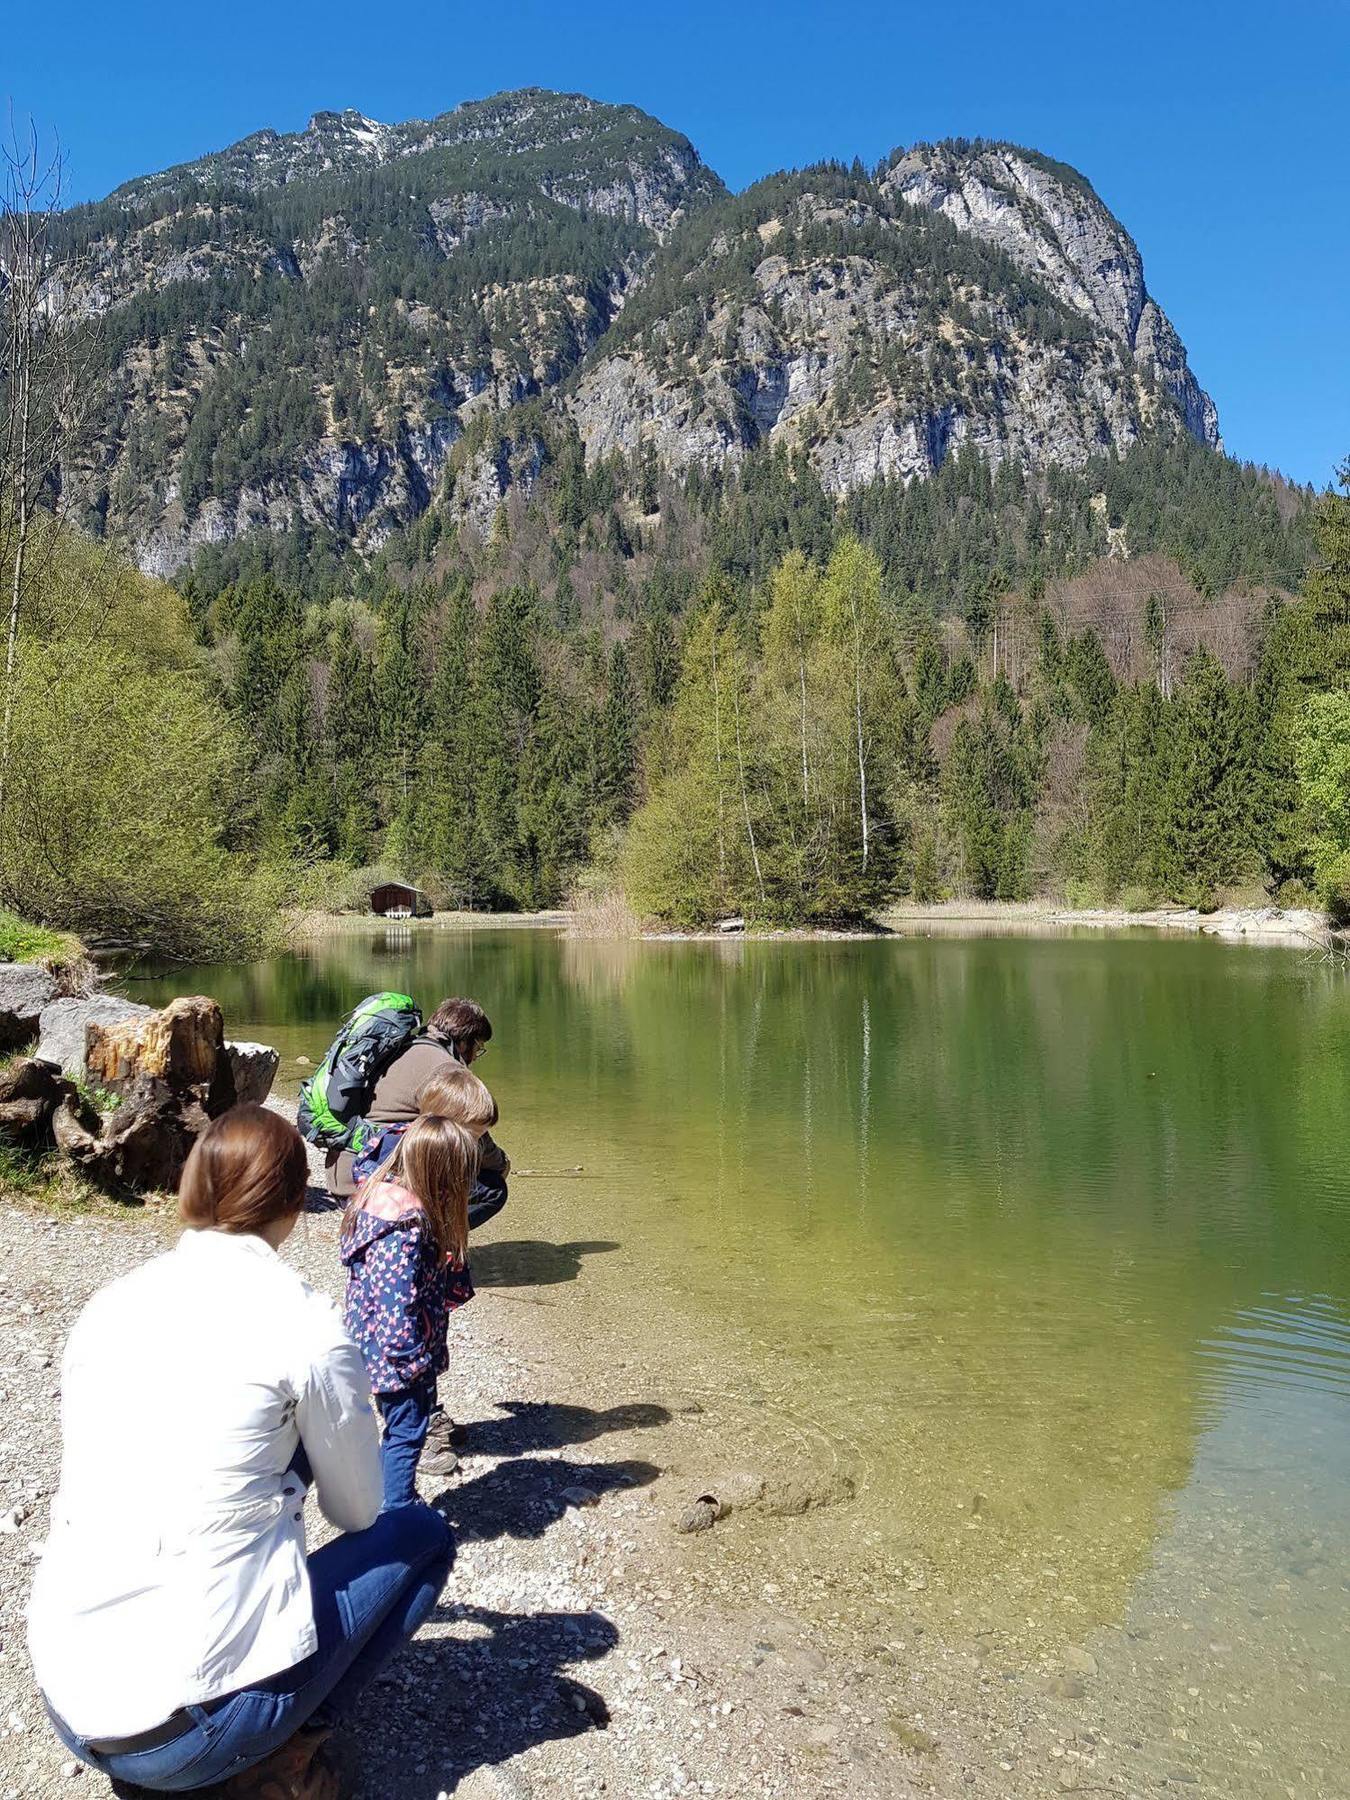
[12,993,276,1198]
[54,1078,199,1193]
[225,1041,280,1106]
[85,995,236,1117]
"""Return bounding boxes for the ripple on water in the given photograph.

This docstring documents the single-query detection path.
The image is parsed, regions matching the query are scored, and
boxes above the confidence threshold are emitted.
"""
[1199,1294,1350,1416]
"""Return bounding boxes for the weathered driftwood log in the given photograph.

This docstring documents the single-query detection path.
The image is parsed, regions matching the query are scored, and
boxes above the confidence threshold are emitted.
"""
[85,995,237,1117]
[0,1058,82,1146]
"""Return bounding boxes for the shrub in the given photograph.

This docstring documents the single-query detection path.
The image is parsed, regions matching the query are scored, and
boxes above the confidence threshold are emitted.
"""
[1062,877,1108,910]
[1117,884,1157,914]
[0,530,296,961]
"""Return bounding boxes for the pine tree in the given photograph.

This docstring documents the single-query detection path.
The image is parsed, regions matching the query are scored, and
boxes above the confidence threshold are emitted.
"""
[1156,650,1260,904]
[420,582,490,906]
[597,639,639,825]
[943,718,1003,899]
[375,596,424,837]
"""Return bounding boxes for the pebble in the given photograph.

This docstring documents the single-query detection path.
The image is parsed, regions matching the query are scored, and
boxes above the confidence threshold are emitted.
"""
[1043,1674,1086,1700]
[675,1496,721,1534]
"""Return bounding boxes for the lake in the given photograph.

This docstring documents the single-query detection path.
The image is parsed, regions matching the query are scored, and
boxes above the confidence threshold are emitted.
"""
[133,925,1350,1795]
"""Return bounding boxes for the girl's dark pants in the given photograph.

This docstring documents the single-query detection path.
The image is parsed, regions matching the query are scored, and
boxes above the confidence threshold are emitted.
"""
[377,1376,437,1508]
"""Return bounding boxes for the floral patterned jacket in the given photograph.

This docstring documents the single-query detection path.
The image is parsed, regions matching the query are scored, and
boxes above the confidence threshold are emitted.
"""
[339,1183,473,1396]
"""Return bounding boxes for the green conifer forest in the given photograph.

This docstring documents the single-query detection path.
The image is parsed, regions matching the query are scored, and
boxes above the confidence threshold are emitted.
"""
[177,436,1347,928]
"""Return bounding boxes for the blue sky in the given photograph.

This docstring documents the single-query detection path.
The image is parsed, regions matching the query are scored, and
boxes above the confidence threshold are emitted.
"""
[8,0,1347,486]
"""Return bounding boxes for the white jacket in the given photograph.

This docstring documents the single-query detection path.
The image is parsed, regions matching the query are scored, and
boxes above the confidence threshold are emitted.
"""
[28,1228,383,1738]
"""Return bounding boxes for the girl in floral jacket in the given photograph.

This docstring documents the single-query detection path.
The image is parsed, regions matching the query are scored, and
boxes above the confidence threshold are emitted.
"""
[340,1114,480,1508]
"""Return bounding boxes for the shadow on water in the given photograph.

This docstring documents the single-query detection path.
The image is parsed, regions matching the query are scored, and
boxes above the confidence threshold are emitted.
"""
[470,1239,620,1288]
[456,1398,671,1460]
[351,1601,618,1799]
[433,1454,660,1544]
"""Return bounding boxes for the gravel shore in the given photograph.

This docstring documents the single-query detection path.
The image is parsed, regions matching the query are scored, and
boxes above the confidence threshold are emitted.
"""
[0,1157,1133,1800]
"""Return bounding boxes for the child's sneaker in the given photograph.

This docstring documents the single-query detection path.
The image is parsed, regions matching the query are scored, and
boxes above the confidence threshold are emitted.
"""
[422,1408,460,1476]
[426,1407,464,1451]
[422,1442,459,1478]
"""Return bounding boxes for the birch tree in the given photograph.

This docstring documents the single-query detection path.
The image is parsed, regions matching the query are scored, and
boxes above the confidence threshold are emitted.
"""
[821,535,891,879]
[0,121,92,834]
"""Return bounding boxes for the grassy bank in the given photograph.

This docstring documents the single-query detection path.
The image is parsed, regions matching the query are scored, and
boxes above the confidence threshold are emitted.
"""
[0,910,86,972]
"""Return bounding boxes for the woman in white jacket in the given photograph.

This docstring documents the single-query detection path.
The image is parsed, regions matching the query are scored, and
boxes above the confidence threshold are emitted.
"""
[28,1104,455,1799]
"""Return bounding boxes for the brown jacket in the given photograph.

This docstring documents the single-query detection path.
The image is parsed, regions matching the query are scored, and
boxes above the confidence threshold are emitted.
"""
[324,1033,507,1197]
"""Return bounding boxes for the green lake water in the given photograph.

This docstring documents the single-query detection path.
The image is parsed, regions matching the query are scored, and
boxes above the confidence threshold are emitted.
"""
[132,926,1350,1794]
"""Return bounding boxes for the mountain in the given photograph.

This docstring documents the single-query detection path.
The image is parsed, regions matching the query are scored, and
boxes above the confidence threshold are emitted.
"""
[571,145,1218,495]
[106,88,720,233]
[59,89,724,575]
[56,95,1221,578]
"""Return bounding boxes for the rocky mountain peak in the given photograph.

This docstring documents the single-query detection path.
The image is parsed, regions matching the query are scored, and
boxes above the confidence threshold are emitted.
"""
[882,140,1219,447]
[106,88,723,237]
[302,109,393,157]
[60,98,1227,575]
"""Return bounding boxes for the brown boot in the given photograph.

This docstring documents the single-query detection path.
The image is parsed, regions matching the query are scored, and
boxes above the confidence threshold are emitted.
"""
[218,1727,341,1800]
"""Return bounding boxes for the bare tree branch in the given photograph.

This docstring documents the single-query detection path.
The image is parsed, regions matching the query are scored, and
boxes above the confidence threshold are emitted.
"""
[0,113,99,846]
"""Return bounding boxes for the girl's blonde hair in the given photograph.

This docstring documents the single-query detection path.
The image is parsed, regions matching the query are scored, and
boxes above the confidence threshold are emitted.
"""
[345,1115,480,1263]
[418,1063,498,1136]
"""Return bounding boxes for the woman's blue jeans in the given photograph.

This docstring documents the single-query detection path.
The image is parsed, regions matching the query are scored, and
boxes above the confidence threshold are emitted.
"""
[46,1501,454,1792]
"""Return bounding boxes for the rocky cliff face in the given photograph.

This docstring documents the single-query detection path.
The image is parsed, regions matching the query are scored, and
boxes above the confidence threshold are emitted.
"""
[570,155,1219,497]
[57,103,1221,572]
[111,89,720,238]
[882,142,1219,449]
[58,89,724,575]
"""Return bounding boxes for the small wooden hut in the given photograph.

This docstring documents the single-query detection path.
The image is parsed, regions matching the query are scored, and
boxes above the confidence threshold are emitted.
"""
[369,881,432,920]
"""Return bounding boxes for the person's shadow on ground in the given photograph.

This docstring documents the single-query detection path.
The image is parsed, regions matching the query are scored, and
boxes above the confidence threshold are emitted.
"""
[432,1453,659,1544]
[350,1602,618,1798]
[456,1398,670,1460]
[470,1239,620,1287]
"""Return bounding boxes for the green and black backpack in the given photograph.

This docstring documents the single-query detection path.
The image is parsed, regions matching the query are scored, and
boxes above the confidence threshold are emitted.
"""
[297,992,422,1155]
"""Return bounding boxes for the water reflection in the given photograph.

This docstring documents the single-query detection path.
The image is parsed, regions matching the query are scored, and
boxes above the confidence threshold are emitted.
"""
[133,929,1350,1666]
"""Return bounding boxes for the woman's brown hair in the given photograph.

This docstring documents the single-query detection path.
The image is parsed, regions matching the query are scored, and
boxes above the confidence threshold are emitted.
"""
[417,1063,498,1135]
[427,997,492,1060]
[179,1104,309,1235]
[345,1115,480,1264]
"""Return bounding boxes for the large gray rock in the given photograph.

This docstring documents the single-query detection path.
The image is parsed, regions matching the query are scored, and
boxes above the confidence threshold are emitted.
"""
[225,1041,280,1106]
[0,964,59,1054]
[36,995,154,1079]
